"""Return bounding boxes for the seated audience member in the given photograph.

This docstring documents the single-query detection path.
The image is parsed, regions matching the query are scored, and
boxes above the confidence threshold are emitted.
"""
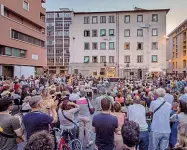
[120,121,140,150]
[93,97,118,150]
[24,131,54,150]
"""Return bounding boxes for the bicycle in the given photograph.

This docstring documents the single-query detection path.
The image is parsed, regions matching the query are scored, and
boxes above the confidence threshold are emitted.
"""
[51,127,82,150]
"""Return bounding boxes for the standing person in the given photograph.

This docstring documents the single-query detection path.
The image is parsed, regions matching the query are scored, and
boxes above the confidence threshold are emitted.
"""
[0,97,23,150]
[164,88,174,105]
[23,96,58,140]
[120,121,140,150]
[149,88,172,150]
[58,100,80,142]
[112,102,126,150]
[128,96,149,150]
[115,92,125,106]
[95,88,106,114]
[76,90,93,148]
[179,86,187,102]
[92,97,118,150]
[69,89,80,103]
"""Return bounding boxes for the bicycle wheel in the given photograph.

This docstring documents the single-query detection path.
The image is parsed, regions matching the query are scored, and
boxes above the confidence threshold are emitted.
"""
[69,139,82,150]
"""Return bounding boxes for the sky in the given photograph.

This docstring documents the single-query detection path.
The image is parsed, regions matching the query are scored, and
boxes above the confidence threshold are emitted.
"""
[45,0,187,35]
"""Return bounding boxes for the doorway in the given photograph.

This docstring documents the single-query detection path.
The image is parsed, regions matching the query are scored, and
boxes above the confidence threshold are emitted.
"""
[2,65,14,78]
[138,69,142,79]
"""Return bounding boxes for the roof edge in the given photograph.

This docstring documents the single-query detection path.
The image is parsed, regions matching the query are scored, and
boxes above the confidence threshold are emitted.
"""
[167,18,187,37]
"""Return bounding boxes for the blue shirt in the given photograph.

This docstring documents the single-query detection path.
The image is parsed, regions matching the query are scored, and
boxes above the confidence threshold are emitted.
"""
[149,97,171,133]
[23,111,53,139]
[92,113,118,150]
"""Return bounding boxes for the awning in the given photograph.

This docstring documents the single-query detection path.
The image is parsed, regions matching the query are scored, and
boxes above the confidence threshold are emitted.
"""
[148,68,163,72]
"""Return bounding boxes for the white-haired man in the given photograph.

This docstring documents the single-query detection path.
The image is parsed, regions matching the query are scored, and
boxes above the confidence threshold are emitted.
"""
[179,86,187,102]
[149,88,171,150]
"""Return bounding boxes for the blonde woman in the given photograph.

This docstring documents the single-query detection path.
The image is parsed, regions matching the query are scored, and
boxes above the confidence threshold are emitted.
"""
[173,123,187,150]
[112,102,126,150]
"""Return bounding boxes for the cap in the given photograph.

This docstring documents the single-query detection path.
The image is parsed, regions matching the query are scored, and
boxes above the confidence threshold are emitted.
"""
[29,96,43,108]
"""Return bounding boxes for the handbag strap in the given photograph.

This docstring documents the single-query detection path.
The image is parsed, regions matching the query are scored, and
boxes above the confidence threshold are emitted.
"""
[86,98,91,110]
[61,110,75,124]
[153,101,166,114]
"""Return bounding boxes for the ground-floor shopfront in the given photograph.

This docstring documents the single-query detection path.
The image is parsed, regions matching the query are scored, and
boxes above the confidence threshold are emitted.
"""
[0,65,43,78]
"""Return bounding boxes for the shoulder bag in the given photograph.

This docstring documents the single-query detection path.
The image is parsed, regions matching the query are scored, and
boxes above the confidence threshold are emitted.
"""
[153,101,166,114]
[61,110,79,137]
[86,98,95,115]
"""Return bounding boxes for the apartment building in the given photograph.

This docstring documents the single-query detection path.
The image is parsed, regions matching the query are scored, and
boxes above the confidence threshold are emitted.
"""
[46,8,72,74]
[69,8,169,78]
[0,0,46,78]
[167,19,187,75]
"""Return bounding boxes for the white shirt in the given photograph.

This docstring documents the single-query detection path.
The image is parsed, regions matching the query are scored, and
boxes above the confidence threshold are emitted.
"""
[128,104,148,131]
[149,97,171,133]
[164,93,174,105]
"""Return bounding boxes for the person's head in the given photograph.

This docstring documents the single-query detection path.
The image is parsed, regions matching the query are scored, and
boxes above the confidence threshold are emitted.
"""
[175,123,187,149]
[172,101,179,111]
[0,97,13,112]
[101,97,111,111]
[133,95,141,104]
[80,89,86,97]
[121,121,140,149]
[156,88,166,97]
[99,87,106,95]
[117,92,122,98]
[41,88,49,98]
[165,88,170,94]
[29,96,43,109]
[178,100,187,115]
[113,102,121,112]
[107,90,111,96]
[60,99,72,110]
[24,131,54,150]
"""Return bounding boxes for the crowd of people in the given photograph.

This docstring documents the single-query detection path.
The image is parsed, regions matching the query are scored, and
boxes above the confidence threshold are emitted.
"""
[0,74,187,150]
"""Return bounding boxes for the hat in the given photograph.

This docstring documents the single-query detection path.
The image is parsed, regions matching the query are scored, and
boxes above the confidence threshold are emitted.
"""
[29,96,43,108]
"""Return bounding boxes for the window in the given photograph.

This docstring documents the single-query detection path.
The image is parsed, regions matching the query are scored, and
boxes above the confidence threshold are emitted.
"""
[109,29,114,36]
[23,1,29,11]
[124,29,130,37]
[100,16,106,23]
[183,60,186,68]
[11,30,45,47]
[137,55,143,63]
[152,55,158,62]
[84,42,90,50]
[183,50,186,56]
[100,42,106,50]
[137,42,143,50]
[84,16,90,24]
[84,56,89,63]
[92,16,98,24]
[152,28,158,36]
[92,42,98,50]
[152,42,158,50]
[84,30,90,37]
[100,56,106,63]
[0,46,26,58]
[92,56,98,63]
[109,16,115,23]
[109,42,115,49]
[137,15,143,22]
[100,29,106,36]
[124,42,130,50]
[124,55,130,63]
[92,30,98,37]
[124,15,130,23]
[152,14,158,22]
[183,32,186,41]
[137,29,143,37]
[109,56,115,63]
